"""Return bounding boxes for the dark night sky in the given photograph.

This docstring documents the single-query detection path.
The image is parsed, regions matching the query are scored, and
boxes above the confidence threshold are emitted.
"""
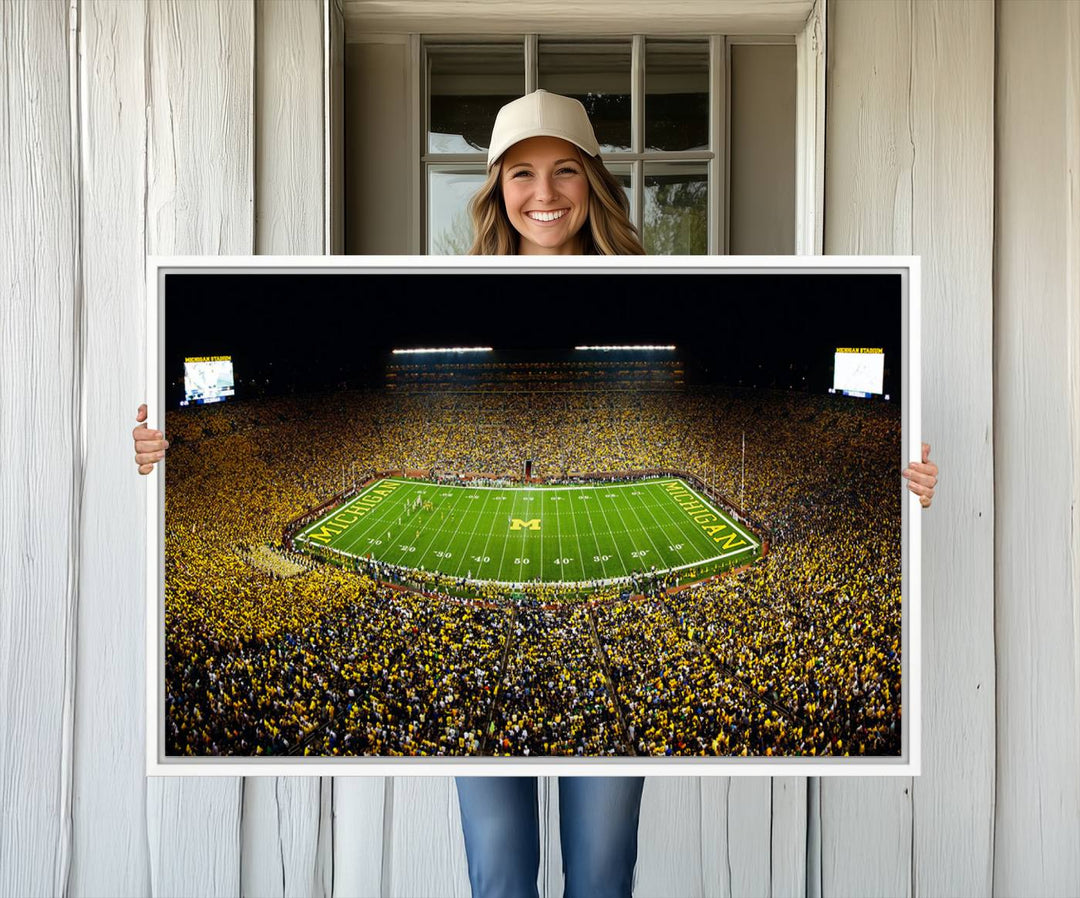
[165,271,903,401]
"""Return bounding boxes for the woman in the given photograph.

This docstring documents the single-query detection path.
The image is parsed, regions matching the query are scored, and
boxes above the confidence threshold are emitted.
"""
[132,89,939,898]
[454,90,648,898]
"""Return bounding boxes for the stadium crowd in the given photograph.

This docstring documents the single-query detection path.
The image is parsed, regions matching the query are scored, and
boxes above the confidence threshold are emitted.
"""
[164,379,901,758]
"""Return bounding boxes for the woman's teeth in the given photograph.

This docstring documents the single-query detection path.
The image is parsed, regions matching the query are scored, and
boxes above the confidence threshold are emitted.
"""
[527,210,567,222]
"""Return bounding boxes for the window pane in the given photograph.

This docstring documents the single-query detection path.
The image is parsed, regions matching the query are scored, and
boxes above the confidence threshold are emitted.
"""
[428,44,524,154]
[604,162,634,220]
[645,40,709,152]
[538,40,632,153]
[643,163,707,255]
[428,167,487,254]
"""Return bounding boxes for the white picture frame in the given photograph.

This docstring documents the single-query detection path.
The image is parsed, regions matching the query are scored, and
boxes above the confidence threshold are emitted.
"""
[146,254,920,777]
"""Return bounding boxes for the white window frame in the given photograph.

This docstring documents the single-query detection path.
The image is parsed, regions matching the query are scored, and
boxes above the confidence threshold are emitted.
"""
[396,1,825,255]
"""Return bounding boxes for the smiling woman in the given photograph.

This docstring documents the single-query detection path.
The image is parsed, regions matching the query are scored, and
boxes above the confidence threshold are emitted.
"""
[500,137,591,254]
[467,89,645,255]
[457,89,647,898]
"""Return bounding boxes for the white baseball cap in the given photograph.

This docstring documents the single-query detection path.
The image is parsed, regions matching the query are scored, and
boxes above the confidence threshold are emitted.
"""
[486,90,601,169]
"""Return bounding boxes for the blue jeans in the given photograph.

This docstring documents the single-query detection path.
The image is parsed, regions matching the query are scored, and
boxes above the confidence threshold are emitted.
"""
[455,776,646,898]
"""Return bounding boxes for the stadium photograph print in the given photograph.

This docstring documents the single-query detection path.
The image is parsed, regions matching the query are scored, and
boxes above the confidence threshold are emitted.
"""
[143,255,926,776]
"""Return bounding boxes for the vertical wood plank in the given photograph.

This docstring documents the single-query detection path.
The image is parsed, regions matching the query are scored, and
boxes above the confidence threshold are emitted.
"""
[908,2,995,896]
[241,778,326,898]
[254,0,324,256]
[699,778,776,898]
[994,1,1080,892]
[0,1,77,896]
[541,777,559,897]
[145,1,254,894]
[823,3,914,895]
[825,1,997,896]
[824,0,913,256]
[70,1,152,895]
[242,2,327,896]
[333,778,386,897]
[384,777,470,898]
[770,777,808,897]
[145,0,254,258]
[635,778,705,898]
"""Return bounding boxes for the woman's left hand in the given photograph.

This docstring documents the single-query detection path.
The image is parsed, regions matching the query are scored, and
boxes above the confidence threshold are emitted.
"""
[902,442,938,508]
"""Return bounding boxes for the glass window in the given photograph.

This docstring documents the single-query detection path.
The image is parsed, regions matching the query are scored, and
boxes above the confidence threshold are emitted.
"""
[427,44,525,154]
[421,36,725,256]
[605,163,634,213]
[538,40,632,153]
[645,40,709,152]
[428,167,488,254]
[643,163,708,255]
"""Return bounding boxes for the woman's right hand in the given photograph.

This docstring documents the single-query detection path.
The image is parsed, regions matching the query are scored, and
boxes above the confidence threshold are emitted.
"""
[133,403,169,474]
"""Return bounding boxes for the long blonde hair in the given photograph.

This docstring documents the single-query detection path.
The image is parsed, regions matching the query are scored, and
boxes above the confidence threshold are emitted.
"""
[468,150,645,255]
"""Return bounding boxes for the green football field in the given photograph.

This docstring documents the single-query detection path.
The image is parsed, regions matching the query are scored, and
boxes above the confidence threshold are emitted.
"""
[294,477,760,589]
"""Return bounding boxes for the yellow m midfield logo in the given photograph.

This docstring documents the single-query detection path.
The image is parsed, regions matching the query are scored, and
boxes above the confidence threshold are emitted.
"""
[509,518,541,531]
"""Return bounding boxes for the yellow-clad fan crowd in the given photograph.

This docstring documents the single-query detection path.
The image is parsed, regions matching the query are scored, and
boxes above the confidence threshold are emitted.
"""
[164,384,901,758]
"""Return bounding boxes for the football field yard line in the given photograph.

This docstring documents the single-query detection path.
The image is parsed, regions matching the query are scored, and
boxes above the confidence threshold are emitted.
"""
[330,480,411,557]
[552,492,568,581]
[569,493,589,582]
[511,491,537,582]
[451,487,493,579]
[467,489,502,581]
[500,487,534,583]
[414,482,473,575]
[493,490,516,582]
[644,485,730,567]
[645,492,712,567]
[634,487,700,569]
[614,485,669,573]
[339,481,423,557]
[364,480,429,565]
[297,478,392,545]
[669,480,763,555]
[590,486,634,578]
[539,490,545,582]
[342,479,414,563]
[296,476,759,588]
[575,487,608,581]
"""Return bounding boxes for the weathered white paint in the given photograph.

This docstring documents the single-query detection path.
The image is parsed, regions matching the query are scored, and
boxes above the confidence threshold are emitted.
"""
[342,0,815,39]
[824,2,996,897]
[794,0,824,254]
[4,1,1080,896]
[244,3,329,897]
[0,2,78,896]
[144,2,253,896]
[333,778,386,896]
[69,1,152,896]
[635,778,706,897]
[255,0,325,256]
[994,1,1080,892]
[386,778,471,897]
[907,4,996,894]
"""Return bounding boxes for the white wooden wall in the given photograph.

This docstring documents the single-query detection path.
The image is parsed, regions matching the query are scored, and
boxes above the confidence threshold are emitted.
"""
[1,1,1078,896]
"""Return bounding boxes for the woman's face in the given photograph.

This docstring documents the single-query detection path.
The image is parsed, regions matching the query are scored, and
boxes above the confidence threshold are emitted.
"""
[499,136,590,255]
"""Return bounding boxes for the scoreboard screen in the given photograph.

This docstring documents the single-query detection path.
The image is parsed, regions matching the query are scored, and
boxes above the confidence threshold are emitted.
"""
[182,355,235,406]
[832,348,884,399]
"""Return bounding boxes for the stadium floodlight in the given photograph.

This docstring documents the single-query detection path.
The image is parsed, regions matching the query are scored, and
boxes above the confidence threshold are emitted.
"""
[391,347,493,355]
[574,344,676,351]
